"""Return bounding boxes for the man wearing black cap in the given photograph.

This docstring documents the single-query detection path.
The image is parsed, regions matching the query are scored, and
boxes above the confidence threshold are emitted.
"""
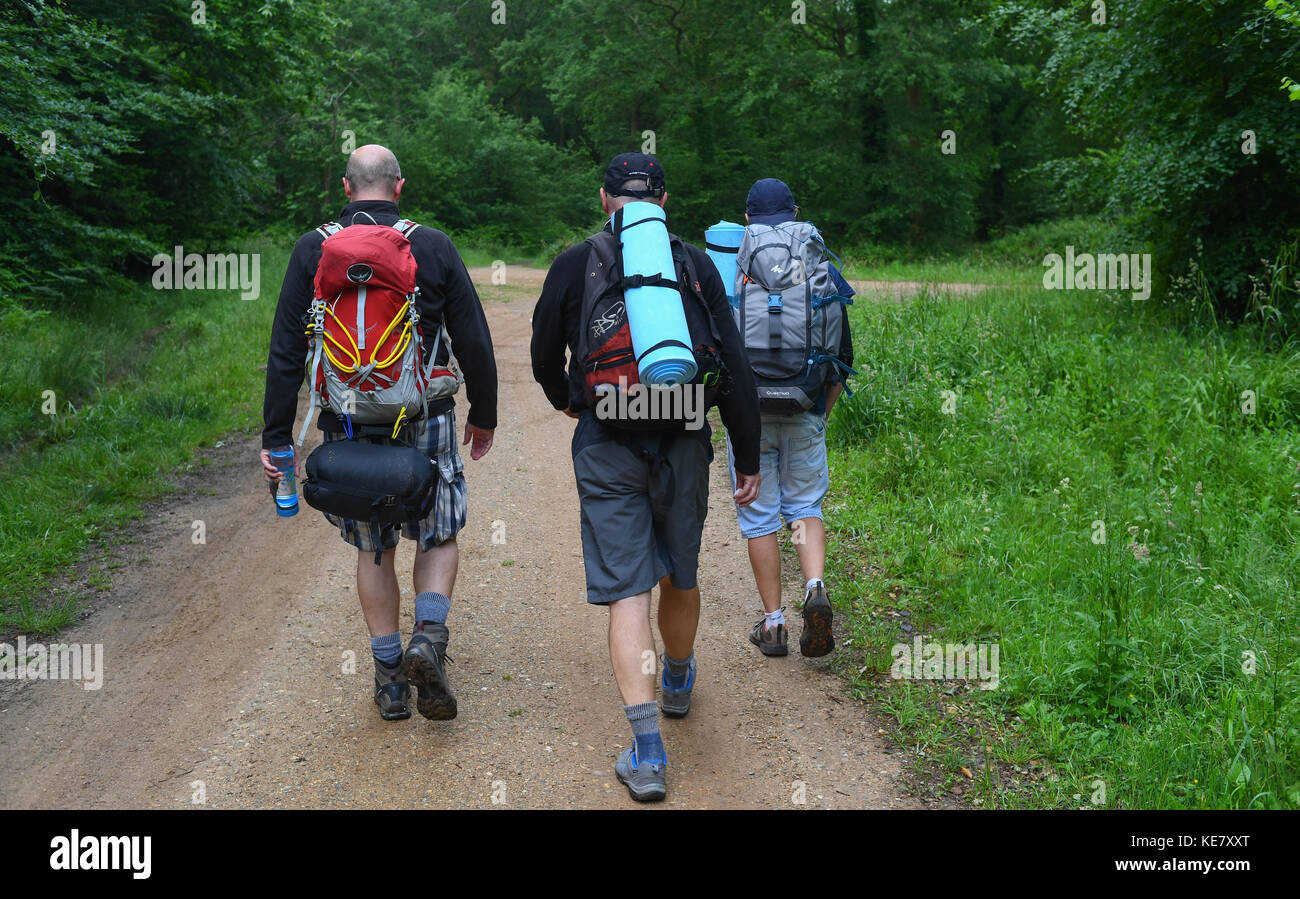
[531,152,762,802]
[728,177,855,659]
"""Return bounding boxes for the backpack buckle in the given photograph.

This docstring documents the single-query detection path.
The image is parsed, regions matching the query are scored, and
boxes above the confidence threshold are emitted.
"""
[768,295,783,313]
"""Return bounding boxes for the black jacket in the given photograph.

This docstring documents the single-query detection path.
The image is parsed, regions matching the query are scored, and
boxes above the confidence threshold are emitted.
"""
[262,200,497,448]
[530,232,762,475]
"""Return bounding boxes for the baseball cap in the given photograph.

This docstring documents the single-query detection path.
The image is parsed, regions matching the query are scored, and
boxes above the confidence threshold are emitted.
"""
[746,178,797,225]
[604,152,666,198]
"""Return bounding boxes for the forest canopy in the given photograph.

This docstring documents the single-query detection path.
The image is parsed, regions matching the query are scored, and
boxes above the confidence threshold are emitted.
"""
[2,0,1298,322]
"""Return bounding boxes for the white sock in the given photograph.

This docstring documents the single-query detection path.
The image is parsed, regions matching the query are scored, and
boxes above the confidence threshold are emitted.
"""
[805,578,824,596]
[765,608,786,629]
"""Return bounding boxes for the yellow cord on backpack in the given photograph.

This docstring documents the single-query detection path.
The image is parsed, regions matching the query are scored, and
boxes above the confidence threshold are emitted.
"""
[370,305,413,370]
[322,304,411,374]
[323,307,362,373]
[391,406,408,439]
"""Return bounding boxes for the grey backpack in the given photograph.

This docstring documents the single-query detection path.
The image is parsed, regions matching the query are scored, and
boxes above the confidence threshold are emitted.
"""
[733,222,851,413]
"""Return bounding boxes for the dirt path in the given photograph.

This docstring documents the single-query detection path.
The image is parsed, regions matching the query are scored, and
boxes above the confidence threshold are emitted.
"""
[466,264,991,300]
[0,266,918,810]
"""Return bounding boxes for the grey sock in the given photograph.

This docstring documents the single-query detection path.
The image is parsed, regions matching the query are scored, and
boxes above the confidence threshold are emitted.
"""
[624,701,665,763]
[663,652,693,679]
[623,701,659,736]
[371,631,402,668]
[414,591,451,630]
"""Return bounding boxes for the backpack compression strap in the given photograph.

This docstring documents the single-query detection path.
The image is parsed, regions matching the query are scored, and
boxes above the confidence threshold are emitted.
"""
[297,298,328,447]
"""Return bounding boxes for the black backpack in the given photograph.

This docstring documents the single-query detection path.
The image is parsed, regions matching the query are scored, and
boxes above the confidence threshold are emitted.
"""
[575,230,729,429]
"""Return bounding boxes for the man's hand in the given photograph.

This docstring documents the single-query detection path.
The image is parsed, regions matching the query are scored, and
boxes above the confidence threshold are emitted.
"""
[733,470,761,507]
[259,448,303,484]
[463,422,494,460]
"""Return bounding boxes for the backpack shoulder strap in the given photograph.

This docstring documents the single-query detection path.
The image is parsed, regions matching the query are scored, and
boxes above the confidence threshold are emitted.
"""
[669,236,725,347]
[392,219,420,238]
[585,230,618,259]
[576,233,621,358]
[582,232,620,298]
[316,221,342,240]
[584,232,621,288]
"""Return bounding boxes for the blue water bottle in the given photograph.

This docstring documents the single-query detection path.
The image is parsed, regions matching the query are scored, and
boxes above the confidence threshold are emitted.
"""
[269,446,299,517]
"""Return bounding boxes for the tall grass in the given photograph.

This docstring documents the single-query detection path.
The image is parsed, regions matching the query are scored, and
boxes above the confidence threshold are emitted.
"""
[0,236,289,632]
[839,217,1126,288]
[827,279,1300,808]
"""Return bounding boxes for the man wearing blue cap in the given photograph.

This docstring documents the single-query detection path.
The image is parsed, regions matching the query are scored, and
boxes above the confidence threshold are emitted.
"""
[728,178,855,658]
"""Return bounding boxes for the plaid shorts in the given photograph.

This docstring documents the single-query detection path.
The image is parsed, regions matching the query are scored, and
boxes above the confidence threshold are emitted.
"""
[320,409,467,553]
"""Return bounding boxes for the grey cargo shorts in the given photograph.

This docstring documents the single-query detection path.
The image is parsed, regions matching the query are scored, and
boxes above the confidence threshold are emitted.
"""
[571,412,712,605]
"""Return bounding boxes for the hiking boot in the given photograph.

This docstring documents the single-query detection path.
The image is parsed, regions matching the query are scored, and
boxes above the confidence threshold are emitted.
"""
[800,583,835,657]
[373,661,411,721]
[401,624,457,720]
[659,653,696,719]
[749,615,789,656]
[615,746,667,802]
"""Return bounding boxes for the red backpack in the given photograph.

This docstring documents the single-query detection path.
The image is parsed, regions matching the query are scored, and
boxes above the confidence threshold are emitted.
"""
[296,217,460,446]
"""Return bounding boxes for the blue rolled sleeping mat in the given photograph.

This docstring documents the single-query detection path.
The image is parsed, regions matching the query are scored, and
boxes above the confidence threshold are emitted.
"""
[612,201,698,387]
[704,220,745,300]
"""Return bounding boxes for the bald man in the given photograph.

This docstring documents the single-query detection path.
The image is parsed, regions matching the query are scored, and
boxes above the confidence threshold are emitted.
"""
[261,145,498,724]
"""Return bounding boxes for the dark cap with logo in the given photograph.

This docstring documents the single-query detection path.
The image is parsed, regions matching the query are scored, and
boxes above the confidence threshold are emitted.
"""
[746,178,797,225]
[604,152,666,198]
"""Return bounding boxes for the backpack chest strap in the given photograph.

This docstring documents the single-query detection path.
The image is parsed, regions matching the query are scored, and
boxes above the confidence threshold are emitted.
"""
[767,294,784,349]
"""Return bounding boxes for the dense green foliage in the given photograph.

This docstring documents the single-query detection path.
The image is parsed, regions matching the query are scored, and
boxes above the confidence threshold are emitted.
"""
[0,0,339,300]
[999,0,1300,322]
[4,0,1297,319]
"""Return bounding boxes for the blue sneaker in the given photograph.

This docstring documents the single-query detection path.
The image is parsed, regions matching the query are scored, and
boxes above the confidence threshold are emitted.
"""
[615,746,667,802]
[659,653,696,719]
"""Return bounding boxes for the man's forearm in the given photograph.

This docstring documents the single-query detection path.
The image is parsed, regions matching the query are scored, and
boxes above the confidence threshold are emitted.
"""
[824,382,844,418]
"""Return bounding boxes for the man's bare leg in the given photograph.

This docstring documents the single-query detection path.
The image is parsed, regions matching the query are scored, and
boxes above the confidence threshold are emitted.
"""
[413,537,457,598]
[656,576,699,661]
[356,548,400,636]
[357,547,410,719]
[609,591,655,704]
[403,537,460,721]
[793,517,835,657]
[609,590,667,794]
[657,576,700,713]
[747,532,783,614]
[791,517,826,588]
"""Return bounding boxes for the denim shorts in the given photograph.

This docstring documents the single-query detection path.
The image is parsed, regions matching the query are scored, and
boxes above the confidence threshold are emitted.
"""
[320,409,467,553]
[726,410,830,539]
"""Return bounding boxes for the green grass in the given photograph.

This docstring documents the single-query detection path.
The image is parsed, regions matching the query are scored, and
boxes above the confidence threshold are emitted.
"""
[454,245,541,269]
[0,234,293,633]
[839,216,1127,289]
[839,258,1038,287]
[825,278,1300,809]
